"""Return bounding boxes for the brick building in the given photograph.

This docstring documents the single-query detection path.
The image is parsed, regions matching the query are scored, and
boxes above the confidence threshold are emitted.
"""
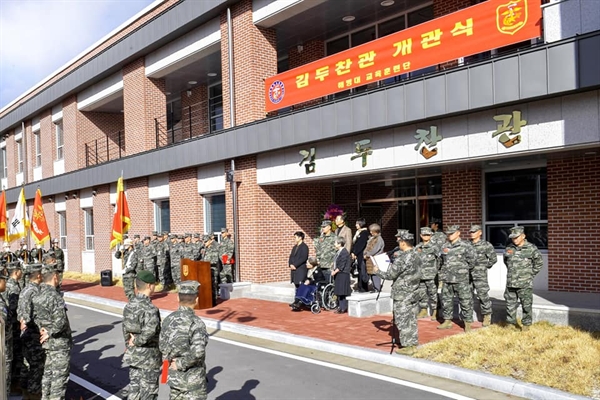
[0,0,598,294]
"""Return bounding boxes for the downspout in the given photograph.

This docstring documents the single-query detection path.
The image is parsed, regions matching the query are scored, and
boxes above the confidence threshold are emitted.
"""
[22,122,28,185]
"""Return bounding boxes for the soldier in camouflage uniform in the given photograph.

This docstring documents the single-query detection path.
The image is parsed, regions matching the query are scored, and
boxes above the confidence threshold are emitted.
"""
[314,221,336,283]
[438,225,477,332]
[155,233,170,290]
[32,264,73,400]
[159,281,209,399]
[374,230,421,356]
[122,270,162,399]
[5,262,23,394]
[203,234,220,306]
[503,226,543,331]
[51,239,65,292]
[170,235,184,285]
[140,236,158,280]
[429,218,447,250]
[180,233,196,264]
[191,234,204,261]
[218,228,235,283]
[415,227,440,321]
[0,270,11,398]
[469,224,497,327]
[17,264,44,400]
[133,234,142,252]
[117,239,140,301]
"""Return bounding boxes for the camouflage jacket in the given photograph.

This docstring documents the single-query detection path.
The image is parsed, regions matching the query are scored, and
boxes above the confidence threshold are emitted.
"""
[140,245,157,272]
[504,241,543,288]
[123,248,141,277]
[218,238,235,262]
[32,283,72,350]
[180,243,197,262]
[122,293,162,369]
[17,282,41,336]
[203,241,219,264]
[431,231,447,250]
[414,241,439,280]
[155,241,169,264]
[30,248,45,263]
[376,248,421,301]
[314,233,336,269]
[440,239,476,284]
[53,246,65,271]
[159,306,209,391]
[0,293,11,343]
[170,243,182,265]
[6,277,21,328]
[470,239,497,279]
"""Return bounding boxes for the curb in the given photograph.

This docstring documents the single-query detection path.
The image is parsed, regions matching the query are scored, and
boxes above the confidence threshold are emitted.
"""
[64,292,587,400]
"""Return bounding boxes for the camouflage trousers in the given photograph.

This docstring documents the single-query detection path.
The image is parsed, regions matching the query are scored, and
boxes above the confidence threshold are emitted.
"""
[123,274,136,301]
[41,347,70,400]
[171,261,181,285]
[220,264,233,284]
[471,278,492,315]
[504,286,533,326]
[393,296,419,348]
[20,334,44,395]
[4,337,12,398]
[11,333,23,385]
[168,387,207,400]
[441,281,473,322]
[417,279,438,311]
[128,367,160,400]
[211,265,219,306]
[157,259,172,287]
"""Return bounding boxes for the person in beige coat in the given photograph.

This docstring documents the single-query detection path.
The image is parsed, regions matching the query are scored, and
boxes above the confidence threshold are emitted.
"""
[335,215,353,253]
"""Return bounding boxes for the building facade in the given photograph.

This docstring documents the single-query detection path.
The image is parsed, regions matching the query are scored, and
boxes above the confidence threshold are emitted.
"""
[0,0,598,293]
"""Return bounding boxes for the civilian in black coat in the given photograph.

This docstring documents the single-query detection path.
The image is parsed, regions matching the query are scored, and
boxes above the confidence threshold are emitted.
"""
[332,237,352,313]
[289,231,309,288]
[351,218,369,292]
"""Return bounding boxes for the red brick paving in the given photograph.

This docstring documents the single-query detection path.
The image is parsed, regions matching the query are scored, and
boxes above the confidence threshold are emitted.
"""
[63,279,482,352]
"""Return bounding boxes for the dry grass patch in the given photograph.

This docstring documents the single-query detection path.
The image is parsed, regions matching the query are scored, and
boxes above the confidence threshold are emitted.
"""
[63,271,123,287]
[414,321,600,397]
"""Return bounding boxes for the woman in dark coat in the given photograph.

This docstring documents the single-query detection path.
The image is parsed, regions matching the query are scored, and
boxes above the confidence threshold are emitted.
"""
[289,231,309,288]
[332,236,352,314]
[352,218,369,292]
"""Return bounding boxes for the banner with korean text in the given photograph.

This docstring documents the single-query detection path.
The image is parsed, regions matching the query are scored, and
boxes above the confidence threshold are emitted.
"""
[264,0,542,112]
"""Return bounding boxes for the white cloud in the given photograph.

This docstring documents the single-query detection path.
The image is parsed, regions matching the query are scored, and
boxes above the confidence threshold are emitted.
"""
[0,0,155,108]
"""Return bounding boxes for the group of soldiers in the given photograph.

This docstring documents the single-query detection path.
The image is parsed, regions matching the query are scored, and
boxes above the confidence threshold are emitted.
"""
[0,238,71,399]
[123,272,209,399]
[116,228,235,306]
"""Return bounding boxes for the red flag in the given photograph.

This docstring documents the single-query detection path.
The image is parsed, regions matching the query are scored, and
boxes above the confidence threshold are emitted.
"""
[0,190,6,242]
[161,360,169,384]
[31,189,50,244]
[110,177,131,249]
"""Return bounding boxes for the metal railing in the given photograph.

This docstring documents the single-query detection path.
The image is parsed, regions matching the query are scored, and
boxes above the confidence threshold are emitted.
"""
[155,98,219,148]
[84,130,125,167]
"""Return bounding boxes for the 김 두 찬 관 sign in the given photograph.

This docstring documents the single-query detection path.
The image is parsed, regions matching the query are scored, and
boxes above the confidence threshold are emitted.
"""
[264,0,542,112]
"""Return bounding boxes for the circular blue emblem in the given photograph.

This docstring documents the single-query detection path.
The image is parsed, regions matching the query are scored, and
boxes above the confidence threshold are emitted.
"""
[269,80,285,104]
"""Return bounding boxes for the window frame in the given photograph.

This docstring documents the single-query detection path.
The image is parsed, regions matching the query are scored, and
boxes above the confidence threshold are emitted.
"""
[34,132,42,167]
[0,147,6,179]
[84,208,94,251]
[55,121,64,160]
[16,140,24,173]
[58,211,67,249]
[203,193,226,241]
[153,199,170,233]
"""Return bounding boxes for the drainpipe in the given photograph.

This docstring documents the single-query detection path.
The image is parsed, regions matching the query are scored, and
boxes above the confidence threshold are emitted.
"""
[227,7,239,282]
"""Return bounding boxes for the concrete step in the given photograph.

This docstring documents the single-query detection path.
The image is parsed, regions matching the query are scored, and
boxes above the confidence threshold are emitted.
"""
[246,291,295,304]
[250,284,296,297]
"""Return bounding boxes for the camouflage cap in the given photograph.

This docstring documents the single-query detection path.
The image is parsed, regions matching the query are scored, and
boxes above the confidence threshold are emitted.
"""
[184,233,192,238]
[177,235,184,240]
[509,226,525,238]
[143,236,151,241]
[162,231,169,236]
[202,234,212,242]
[52,238,59,243]
[133,234,141,239]
[430,217,441,225]
[41,264,57,275]
[420,227,433,235]
[27,263,43,274]
[179,280,200,295]
[220,227,228,233]
[445,225,460,235]
[7,261,22,271]
[395,229,413,241]
[321,220,332,227]
[123,238,133,246]
[469,224,482,233]
[151,231,158,236]
[193,233,200,238]
[137,270,156,284]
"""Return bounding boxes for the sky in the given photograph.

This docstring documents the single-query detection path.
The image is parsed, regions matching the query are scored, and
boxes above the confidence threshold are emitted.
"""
[0,0,156,109]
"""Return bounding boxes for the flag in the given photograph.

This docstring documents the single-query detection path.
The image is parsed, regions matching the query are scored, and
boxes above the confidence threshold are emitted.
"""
[8,187,30,243]
[0,190,7,242]
[31,189,50,244]
[110,177,131,249]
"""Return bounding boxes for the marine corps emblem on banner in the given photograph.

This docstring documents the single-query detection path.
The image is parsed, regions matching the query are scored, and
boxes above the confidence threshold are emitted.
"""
[182,264,189,277]
[496,0,528,35]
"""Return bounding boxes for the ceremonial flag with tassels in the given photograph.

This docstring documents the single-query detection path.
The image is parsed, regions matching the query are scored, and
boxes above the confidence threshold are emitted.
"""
[110,177,131,249]
[8,187,30,243]
[31,188,50,244]
[0,190,7,242]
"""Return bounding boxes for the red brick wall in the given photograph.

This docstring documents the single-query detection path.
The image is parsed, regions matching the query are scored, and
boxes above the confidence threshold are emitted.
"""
[6,131,15,188]
[547,153,600,293]
[434,0,473,69]
[78,111,125,168]
[181,86,209,139]
[65,196,83,272]
[220,0,277,127]
[126,177,153,236]
[92,185,113,273]
[40,111,55,179]
[24,122,34,182]
[169,168,202,234]
[123,58,166,154]
[442,166,482,240]
[42,199,56,246]
[287,39,325,110]
[62,96,79,173]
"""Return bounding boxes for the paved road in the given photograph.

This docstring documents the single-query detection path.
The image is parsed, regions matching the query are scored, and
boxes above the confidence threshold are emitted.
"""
[65,303,514,400]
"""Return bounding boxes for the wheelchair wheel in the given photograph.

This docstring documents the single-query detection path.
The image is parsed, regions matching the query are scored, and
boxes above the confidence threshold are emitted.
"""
[311,303,321,314]
[322,284,338,311]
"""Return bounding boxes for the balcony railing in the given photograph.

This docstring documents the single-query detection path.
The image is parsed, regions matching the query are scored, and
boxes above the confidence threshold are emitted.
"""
[84,130,125,167]
[155,98,218,148]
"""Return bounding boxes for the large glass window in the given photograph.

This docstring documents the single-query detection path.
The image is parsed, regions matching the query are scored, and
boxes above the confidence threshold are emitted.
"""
[204,194,226,239]
[55,121,64,160]
[84,208,94,251]
[34,132,42,167]
[58,211,67,249]
[0,148,6,179]
[154,200,170,233]
[485,168,547,249]
[16,140,23,173]
[209,84,223,133]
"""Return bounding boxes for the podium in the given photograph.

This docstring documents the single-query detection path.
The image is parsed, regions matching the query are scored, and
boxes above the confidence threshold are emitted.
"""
[180,259,212,309]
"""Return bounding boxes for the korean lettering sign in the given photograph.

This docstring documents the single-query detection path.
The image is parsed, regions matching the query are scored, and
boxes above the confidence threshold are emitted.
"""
[265,0,541,112]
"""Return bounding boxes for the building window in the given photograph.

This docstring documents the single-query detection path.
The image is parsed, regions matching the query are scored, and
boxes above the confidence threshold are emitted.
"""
[84,208,94,250]
[34,132,42,167]
[16,140,24,173]
[0,148,6,179]
[58,211,67,249]
[204,194,226,239]
[154,200,170,233]
[485,167,548,250]
[209,84,223,133]
[55,121,64,160]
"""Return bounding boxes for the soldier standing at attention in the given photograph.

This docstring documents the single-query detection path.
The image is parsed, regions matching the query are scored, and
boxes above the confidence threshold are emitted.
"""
[5,262,23,395]
[374,230,421,356]
[118,239,139,301]
[159,281,209,399]
[122,270,162,399]
[17,264,44,400]
[133,234,142,252]
[32,264,73,400]
[437,225,477,332]
[314,221,336,283]
[504,226,543,331]
[170,235,184,285]
[141,236,158,279]
[218,228,235,284]
[51,238,65,291]
[429,218,447,249]
[0,270,11,398]
[203,234,220,306]
[415,227,440,321]
[469,224,497,327]
[155,232,169,291]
